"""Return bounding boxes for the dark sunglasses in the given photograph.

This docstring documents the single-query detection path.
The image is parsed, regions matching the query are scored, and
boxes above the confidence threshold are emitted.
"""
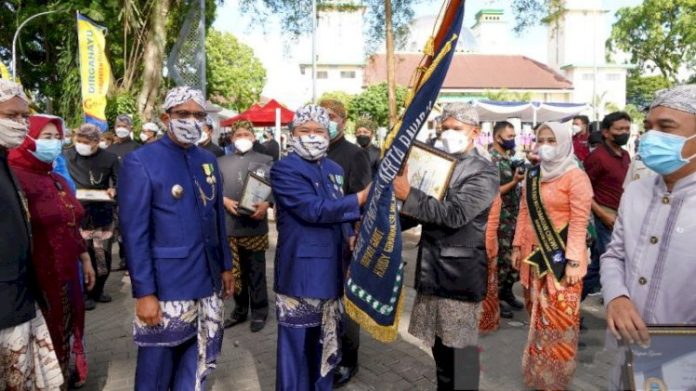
[170,110,207,120]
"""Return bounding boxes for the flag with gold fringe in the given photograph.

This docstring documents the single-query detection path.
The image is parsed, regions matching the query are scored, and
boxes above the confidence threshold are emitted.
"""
[344,0,465,342]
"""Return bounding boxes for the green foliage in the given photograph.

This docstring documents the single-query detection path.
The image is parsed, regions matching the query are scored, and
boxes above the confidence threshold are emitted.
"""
[608,0,696,82]
[206,30,266,112]
[0,0,219,123]
[105,91,140,129]
[349,82,407,127]
[481,89,532,102]
[625,70,672,109]
[319,90,354,111]
[510,0,565,34]
[237,0,417,53]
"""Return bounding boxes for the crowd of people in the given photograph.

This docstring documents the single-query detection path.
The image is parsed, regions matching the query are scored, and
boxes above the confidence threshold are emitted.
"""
[0,75,694,391]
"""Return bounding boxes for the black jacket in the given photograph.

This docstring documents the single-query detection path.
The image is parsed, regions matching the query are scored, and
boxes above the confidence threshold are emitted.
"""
[327,136,371,195]
[0,149,36,328]
[363,144,381,177]
[106,138,140,161]
[401,148,499,302]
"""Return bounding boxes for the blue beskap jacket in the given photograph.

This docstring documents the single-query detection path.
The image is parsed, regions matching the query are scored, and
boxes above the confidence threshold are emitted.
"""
[118,135,232,301]
[271,152,361,300]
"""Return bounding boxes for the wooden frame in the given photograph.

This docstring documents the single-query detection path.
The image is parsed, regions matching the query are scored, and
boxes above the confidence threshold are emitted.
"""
[402,140,457,202]
[239,172,272,214]
[623,325,696,391]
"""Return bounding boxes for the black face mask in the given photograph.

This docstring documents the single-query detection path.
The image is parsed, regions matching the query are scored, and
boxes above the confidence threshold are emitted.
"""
[356,135,372,147]
[613,133,630,146]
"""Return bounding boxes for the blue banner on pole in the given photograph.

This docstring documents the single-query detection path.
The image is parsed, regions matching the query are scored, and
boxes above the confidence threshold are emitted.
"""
[344,0,465,342]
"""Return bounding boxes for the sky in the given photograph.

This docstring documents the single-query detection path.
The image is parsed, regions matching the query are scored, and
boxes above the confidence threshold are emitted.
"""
[212,0,643,108]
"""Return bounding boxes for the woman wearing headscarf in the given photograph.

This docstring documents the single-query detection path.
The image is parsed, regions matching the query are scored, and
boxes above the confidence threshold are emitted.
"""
[510,122,593,389]
[9,115,96,389]
[270,104,371,390]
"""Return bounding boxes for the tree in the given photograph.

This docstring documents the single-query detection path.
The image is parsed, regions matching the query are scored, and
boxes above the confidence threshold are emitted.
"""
[206,30,266,112]
[510,0,565,34]
[349,82,407,128]
[608,0,696,83]
[318,90,354,111]
[625,70,672,109]
[481,89,532,102]
[0,0,219,126]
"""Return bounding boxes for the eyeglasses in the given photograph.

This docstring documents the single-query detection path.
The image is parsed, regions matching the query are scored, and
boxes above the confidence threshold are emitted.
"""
[170,110,207,120]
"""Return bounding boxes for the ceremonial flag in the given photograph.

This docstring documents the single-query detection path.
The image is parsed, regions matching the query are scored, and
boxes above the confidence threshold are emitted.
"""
[77,12,111,131]
[344,0,465,342]
[0,62,10,80]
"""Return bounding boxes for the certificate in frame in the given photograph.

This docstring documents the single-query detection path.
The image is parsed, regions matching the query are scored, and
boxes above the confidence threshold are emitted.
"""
[623,325,696,391]
[403,140,457,202]
[239,172,272,214]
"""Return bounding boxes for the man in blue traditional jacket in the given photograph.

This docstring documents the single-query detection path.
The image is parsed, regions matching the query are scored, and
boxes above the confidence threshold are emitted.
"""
[118,86,234,390]
[270,104,371,390]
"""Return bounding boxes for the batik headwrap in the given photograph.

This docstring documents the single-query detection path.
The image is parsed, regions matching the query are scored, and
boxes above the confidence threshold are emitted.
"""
[163,86,207,112]
[0,79,30,149]
[650,84,696,115]
[76,123,101,142]
[289,104,330,161]
[441,102,479,126]
[0,79,29,104]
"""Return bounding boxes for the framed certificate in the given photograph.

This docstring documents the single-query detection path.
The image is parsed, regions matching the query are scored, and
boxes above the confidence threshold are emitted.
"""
[623,326,696,391]
[403,141,457,202]
[239,172,272,214]
[75,189,114,203]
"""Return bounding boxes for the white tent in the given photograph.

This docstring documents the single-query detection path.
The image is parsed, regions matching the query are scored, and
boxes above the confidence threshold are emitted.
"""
[473,100,590,125]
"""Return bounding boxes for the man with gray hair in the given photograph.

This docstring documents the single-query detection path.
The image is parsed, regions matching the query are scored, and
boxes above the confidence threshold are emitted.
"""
[601,85,696,384]
[393,102,499,390]
[0,78,64,389]
[107,114,140,161]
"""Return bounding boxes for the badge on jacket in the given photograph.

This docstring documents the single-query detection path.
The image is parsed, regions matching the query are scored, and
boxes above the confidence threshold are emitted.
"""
[203,163,216,185]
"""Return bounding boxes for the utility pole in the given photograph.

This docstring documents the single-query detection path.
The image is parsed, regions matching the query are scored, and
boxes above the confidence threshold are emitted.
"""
[385,0,397,128]
[12,10,64,80]
[312,0,318,103]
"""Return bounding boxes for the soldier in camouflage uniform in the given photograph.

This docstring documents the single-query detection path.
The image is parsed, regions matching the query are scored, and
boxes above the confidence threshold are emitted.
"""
[489,122,525,316]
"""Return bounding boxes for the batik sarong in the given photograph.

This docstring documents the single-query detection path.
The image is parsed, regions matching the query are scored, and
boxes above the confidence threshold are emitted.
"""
[479,256,500,334]
[133,294,224,391]
[522,276,582,390]
[0,308,64,390]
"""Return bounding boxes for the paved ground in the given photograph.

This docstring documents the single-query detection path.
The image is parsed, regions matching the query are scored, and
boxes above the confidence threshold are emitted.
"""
[81,224,617,390]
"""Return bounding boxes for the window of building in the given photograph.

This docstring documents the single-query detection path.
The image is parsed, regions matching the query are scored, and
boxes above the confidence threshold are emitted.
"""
[340,71,356,79]
[582,73,594,81]
[317,71,329,79]
[606,73,621,81]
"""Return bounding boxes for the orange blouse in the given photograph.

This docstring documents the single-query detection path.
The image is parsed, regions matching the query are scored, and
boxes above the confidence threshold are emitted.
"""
[485,194,502,260]
[513,168,593,290]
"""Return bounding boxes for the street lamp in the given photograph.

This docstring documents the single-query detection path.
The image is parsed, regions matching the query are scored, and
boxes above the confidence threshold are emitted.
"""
[12,9,65,81]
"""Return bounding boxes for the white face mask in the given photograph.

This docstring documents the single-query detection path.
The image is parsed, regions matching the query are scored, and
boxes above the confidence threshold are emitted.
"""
[439,129,471,154]
[115,126,130,138]
[169,118,203,145]
[234,138,253,153]
[99,141,109,149]
[0,118,28,149]
[571,124,582,136]
[75,142,95,156]
[538,144,558,161]
[139,132,151,143]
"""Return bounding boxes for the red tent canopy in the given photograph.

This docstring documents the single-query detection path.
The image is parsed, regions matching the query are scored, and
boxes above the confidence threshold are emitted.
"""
[220,99,294,127]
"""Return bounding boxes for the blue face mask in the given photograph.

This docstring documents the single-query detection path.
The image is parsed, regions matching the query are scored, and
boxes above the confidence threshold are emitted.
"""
[328,121,339,140]
[638,130,696,175]
[499,138,516,151]
[30,138,63,163]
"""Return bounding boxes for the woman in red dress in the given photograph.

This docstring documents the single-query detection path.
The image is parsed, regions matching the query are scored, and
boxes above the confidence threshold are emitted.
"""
[9,115,96,389]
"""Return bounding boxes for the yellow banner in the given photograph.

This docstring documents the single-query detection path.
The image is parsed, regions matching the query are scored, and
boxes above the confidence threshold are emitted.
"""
[77,13,111,130]
[0,62,10,80]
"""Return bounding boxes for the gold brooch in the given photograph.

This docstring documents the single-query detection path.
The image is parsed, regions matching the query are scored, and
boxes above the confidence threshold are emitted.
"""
[171,184,184,199]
